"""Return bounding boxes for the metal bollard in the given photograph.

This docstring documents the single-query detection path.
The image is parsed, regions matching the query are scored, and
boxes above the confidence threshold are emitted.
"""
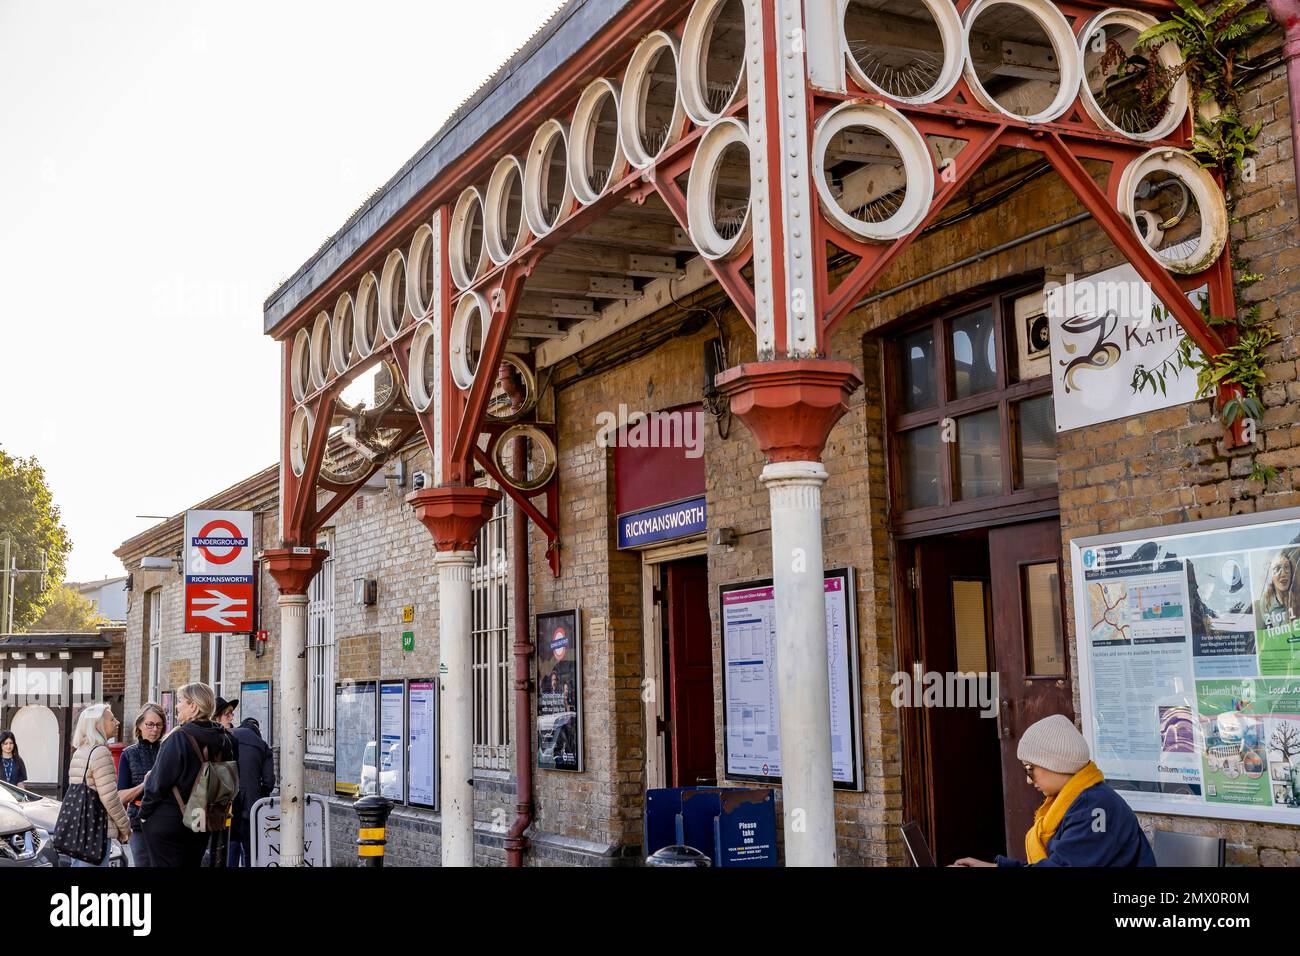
[645,845,712,867]
[354,795,395,867]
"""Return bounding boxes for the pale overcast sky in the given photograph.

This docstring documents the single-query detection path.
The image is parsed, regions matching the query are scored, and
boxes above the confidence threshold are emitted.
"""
[0,0,565,582]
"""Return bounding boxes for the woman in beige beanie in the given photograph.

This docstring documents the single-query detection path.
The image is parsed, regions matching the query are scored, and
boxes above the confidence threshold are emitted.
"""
[952,714,1154,867]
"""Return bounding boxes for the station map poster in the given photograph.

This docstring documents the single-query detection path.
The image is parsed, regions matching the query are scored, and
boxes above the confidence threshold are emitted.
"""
[239,679,273,748]
[1072,509,1300,824]
[536,608,583,772]
[334,680,377,798]
[379,680,406,803]
[721,568,863,790]
[407,679,438,810]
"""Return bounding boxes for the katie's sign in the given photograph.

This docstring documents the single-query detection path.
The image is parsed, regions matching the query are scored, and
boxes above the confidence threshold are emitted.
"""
[1046,264,1205,432]
[183,509,255,633]
[617,496,706,549]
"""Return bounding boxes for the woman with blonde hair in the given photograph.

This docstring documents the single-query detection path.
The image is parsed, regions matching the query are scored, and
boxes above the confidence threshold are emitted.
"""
[139,681,235,867]
[62,703,131,867]
[116,702,167,866]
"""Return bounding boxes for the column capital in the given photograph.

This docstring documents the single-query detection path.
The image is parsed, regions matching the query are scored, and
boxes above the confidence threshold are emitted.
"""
[715,359,862,463]
[407,485,501,552]
[263,547,329,596]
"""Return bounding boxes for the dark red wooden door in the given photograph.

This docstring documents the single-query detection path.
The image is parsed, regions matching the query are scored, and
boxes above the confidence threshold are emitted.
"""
[989,519,1075,858]
[666,557,717,787]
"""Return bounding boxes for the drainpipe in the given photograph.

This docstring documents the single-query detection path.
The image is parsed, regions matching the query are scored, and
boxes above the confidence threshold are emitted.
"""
[505,433,534,866]
[1268,0,1300,208]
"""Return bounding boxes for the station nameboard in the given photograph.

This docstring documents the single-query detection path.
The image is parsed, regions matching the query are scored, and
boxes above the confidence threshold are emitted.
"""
[183,509,255,633]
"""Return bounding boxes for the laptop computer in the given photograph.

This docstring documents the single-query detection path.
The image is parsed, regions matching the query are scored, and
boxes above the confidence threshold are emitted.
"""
[900,821,937,868]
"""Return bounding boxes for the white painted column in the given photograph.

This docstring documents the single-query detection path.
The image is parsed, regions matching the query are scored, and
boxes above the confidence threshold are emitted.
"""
[762,460,837,866]
[278,591,309,867]
[436,550,476,867]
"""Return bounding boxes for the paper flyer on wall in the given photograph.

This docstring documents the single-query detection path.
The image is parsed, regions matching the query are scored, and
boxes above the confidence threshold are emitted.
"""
[1074,512,1300,823]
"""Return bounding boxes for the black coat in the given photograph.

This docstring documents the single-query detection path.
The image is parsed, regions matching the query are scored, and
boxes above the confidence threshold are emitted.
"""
[139,720,236,824]
[231,719,275,838]
[1,755,26,786]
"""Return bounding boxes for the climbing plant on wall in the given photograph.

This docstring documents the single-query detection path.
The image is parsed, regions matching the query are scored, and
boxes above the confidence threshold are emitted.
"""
[1123,0,1280,486]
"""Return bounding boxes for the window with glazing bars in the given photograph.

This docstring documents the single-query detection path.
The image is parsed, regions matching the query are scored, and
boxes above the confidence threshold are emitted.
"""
[306,542,335,755]
[472,492,511,770]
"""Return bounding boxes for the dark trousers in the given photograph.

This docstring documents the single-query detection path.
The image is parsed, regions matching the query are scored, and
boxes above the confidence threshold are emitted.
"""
[141,811,207,867]
[227,835,251,867]
[128,823,152,867]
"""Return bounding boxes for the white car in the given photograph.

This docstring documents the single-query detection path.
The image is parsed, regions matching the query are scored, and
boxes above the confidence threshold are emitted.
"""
[0,779,128,867]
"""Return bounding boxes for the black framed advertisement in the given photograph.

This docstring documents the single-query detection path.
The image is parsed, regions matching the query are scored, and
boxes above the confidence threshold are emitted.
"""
[536,608,583,772]
[334,680,377,797]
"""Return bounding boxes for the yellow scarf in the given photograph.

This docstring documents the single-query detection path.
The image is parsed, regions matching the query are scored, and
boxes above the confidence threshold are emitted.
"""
[1025,762,1105,864]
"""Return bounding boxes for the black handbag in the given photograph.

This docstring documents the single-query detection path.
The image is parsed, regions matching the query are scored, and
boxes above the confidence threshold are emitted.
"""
[53,744,109,864]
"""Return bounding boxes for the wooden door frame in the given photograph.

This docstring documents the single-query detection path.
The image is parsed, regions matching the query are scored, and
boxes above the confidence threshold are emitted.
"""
[895,511,1064,854]
[639,537,708,791]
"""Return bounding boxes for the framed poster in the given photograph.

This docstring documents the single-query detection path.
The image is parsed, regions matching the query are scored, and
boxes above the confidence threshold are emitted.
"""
[239,679,273,748]
[407,678,438,810]
[379,680,406,803]
[334,680,377,798]
[536,608,583,772]
[1072,507,1300,825]
[720,567,864,790]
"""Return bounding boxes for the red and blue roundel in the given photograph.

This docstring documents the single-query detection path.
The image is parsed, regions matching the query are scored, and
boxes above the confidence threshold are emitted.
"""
[550,627,569,661]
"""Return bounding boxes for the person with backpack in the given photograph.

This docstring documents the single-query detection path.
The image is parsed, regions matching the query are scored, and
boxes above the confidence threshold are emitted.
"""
[139,682,237,868]
[228,716,275,867]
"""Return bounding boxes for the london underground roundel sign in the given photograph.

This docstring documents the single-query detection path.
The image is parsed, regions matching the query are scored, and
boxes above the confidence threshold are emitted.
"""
[183,509,255,634]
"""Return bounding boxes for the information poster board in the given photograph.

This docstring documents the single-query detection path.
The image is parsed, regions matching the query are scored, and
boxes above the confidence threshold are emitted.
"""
[720,568,863,790]
[1073,509,1300,824]
[334,680,377,798]
[379,680,406,802]
[407,679,438,810]
[239,679,273,748]
[536,609,583,772]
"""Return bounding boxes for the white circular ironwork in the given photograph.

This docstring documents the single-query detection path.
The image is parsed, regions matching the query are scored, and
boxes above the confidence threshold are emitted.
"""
[289,405,313,477]
[685,117,752,261]
[491,424,557,492]
[310,311,333,389]
[449,186,488,290]
[1118,147,1227,274]
[486,354,538,423]
[449,291,491,391]
[291,327,312,403]
[680,0,746,127]
[568,78,628,205]
[330,292,355,377]
[1079,9,1189,142]
[523,120,575,237]
[407,318,439,414]
[484,155,529,264]
[842,0,964,105]
[406,223,437,320]
[620,31,686,168]
[379,249,409,340]
[353,270,383,358]
[962,0,1082,125]
[813,102,934,242]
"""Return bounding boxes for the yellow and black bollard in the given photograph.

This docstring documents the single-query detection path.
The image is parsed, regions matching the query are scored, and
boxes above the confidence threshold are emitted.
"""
[355,795,395,867]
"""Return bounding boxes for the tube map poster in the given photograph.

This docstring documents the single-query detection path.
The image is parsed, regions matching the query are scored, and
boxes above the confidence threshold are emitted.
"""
[1073,511,1300,824]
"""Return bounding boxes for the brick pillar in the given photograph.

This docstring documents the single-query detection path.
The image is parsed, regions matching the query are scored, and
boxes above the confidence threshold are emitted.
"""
[264,547,329,867]
[407,485,501,867]
[716,359,861,866]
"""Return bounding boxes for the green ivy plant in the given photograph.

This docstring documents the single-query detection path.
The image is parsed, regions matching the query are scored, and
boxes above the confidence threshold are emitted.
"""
[1118,0,1280,487]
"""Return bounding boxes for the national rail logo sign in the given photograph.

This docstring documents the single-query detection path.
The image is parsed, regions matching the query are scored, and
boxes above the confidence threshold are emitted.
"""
[183,509,255,634]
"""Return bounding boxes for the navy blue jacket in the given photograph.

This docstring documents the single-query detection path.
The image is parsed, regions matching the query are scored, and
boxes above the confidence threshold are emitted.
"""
[996,781,1156,867]
[231,720,275,840]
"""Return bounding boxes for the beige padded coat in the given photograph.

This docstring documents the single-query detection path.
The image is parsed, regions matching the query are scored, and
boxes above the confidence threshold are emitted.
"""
[67,744,131,843]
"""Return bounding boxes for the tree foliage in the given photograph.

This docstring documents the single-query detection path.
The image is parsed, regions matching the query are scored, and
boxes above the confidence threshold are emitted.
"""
[31,584,104,633]
[0,447,71,631]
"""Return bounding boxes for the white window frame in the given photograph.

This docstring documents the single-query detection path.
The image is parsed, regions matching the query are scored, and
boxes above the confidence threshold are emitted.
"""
[208,634,226,702]
[472,490,511,771]
[306,533,336,756]
[147,588,161,705]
